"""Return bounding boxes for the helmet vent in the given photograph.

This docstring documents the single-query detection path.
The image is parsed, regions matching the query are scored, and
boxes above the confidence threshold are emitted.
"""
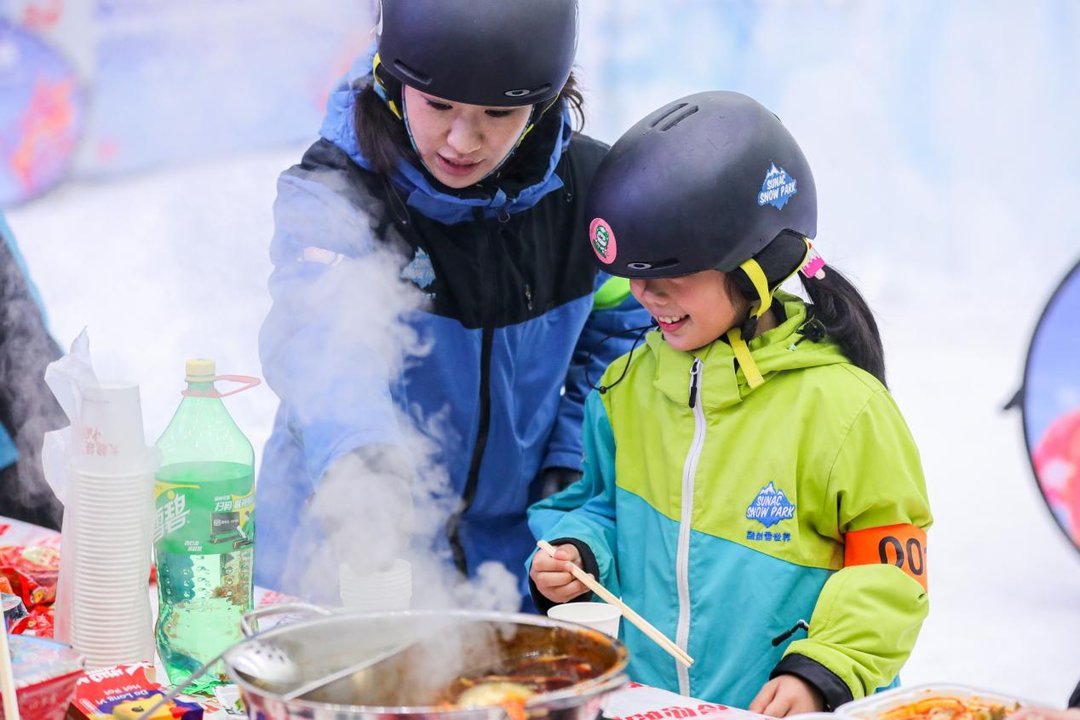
[649,103,699,132]
[627,258,680,272]
[392,60,432,86]
[505,83,550,100]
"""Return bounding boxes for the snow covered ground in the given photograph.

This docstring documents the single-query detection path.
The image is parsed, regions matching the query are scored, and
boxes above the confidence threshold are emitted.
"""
[5,0,1080,709]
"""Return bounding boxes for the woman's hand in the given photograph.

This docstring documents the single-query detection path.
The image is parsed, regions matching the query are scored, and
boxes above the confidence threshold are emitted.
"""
[748,674,825,718]
[529,543,589,603]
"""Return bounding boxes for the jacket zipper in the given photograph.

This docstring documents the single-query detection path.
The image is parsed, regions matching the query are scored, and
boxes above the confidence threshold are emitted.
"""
[676,357,704,695]
[447,212,500,576]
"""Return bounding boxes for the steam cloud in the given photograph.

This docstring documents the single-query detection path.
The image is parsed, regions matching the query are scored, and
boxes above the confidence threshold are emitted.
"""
[266,167,522,613]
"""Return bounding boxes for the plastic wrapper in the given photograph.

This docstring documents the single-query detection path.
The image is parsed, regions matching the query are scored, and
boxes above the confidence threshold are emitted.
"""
[10,609,55,638]
[0,634,84,720]
[0,547,59,611]
[2,592,28,627]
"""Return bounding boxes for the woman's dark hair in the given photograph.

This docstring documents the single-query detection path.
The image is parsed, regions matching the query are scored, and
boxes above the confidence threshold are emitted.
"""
[797,268,886,386]
[727,264,886,386]
[356,72,585,177]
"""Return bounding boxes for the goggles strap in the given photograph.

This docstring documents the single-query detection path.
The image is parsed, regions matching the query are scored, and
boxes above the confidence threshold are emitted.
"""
[372,53,403,119]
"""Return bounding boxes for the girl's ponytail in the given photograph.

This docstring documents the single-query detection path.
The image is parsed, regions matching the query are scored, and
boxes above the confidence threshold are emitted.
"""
[798,267,886,386]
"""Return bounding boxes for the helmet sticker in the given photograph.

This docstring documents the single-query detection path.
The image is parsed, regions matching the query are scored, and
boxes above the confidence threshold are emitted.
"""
[590,218,618,264]
[757,163,798,210]
[799,241,826,280]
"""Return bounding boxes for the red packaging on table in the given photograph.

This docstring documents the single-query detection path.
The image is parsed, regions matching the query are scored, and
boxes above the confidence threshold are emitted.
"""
[0,634,84,720]
[0,546,60,612]
[10,609,55,639]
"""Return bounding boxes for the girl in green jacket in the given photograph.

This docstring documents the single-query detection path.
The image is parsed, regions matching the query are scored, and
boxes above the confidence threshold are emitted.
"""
[528,91,932,716]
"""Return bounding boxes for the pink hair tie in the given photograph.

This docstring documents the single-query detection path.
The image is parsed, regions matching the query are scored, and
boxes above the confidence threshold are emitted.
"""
[800,241,826,280]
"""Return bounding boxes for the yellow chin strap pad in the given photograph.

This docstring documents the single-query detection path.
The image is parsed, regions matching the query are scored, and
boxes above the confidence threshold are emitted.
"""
[728,257,772,389]
[515,95,562,149]
[372,53,403,120]
[739,257,772,320]
[727,326,765,389]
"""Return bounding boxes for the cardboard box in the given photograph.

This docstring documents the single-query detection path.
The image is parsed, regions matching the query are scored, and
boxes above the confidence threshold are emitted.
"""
[66,664,201,720]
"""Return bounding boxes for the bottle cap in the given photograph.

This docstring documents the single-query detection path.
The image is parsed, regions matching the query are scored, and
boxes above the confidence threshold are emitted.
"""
[185,358,216,382]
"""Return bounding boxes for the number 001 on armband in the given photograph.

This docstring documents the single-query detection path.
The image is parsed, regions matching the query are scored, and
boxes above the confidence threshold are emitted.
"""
[844,524,928,592]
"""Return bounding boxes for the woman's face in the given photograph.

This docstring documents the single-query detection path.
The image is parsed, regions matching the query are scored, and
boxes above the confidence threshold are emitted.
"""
[630,270,749,352]
[402,85,533,189]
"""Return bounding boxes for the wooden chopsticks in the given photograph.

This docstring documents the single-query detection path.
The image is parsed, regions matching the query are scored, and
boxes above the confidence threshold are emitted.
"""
[537,540,694,667]
[1,618,21,720]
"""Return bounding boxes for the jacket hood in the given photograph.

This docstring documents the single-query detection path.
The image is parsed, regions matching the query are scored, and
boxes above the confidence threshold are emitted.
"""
[319,46,574,225]
[644,291,851,409]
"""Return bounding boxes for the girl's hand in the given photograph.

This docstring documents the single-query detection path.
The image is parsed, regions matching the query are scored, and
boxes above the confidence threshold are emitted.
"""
[529,543,589,603]
[748,674,825,718]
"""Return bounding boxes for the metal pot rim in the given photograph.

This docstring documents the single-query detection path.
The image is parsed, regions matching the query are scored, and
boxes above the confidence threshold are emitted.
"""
[225,608,631,715]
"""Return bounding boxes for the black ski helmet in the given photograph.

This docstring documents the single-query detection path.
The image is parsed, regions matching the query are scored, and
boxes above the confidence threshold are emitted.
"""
[375,0,578,108]
[586,91,817,281]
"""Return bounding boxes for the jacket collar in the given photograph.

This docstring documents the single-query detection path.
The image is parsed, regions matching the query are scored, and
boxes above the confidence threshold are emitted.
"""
[646,293,849,409]
[319,47,573,226]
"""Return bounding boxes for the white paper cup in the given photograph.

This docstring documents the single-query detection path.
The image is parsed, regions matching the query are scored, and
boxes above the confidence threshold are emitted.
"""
[547,601,621,637]
[76,382,148,474]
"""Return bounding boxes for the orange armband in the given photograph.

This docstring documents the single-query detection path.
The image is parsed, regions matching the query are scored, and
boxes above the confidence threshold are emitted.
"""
[844,523,927,592]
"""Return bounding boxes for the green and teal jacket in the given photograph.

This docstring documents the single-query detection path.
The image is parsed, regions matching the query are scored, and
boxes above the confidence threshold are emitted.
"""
[528,293,932,709]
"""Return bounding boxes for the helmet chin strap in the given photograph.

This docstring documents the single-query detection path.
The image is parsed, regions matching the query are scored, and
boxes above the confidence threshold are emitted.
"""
[726,257,771,389]
[372,53,404,119]
[725,237,815,390]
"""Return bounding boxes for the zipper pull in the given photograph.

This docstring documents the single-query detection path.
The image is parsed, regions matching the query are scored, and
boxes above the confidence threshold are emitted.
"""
[771,619,810,646]
[688,358,701,408]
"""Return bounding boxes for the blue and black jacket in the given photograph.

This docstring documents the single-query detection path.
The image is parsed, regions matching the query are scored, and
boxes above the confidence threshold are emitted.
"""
[254,56,648,604]
[0,212,64,529]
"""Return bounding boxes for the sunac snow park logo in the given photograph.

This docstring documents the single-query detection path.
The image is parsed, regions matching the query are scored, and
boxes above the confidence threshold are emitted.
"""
[745,482,795,528]
[757,163,798,210]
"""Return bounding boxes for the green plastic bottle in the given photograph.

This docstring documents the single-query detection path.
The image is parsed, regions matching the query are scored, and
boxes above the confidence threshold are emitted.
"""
[153,359,255,688]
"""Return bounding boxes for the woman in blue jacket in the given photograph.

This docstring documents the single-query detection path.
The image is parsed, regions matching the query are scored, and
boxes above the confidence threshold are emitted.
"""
[255,0,647,607]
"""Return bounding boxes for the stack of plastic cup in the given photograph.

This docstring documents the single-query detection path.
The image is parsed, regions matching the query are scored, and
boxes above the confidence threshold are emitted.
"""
[61,381,155,668]
[339,559,412,611]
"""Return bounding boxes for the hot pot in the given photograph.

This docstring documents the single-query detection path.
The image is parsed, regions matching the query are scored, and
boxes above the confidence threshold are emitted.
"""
[223,609,630,720]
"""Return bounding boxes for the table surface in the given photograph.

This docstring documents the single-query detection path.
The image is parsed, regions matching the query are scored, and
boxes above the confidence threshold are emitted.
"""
[0,514,771,720]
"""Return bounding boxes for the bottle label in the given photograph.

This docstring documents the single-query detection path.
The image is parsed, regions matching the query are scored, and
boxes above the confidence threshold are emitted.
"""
[154,462,255,555]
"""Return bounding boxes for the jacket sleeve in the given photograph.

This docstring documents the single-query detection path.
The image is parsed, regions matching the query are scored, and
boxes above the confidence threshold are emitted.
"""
[528,391,622,604]
[542,273,649,471]
[0,216,65,529]
[775,389,933,709]
[259,171,412,487]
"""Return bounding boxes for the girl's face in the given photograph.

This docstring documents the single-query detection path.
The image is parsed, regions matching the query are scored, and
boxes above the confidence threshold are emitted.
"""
[402,85,532,189]
[630,270,748,352]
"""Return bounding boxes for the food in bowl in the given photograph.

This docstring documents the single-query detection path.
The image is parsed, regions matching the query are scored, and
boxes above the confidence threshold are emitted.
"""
[877,695,1021,720]
[438,651,601,719]
[440,653,598,703]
